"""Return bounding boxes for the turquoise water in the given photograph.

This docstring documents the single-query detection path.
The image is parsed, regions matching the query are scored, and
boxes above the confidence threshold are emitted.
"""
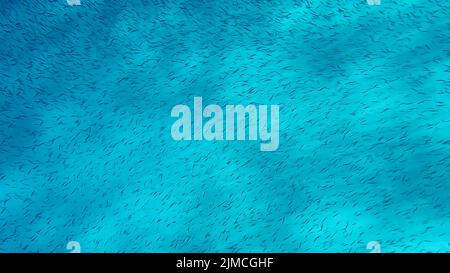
[0,0,449,252]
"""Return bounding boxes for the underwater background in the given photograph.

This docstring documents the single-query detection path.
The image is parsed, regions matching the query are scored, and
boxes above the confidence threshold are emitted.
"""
[0,0,449,252]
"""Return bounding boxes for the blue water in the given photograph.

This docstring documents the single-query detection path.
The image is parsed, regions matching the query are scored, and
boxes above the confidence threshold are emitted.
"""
[0,0,449,253]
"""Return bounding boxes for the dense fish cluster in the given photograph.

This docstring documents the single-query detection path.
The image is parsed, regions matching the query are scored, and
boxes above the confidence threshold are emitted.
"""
[0,0,449,252]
